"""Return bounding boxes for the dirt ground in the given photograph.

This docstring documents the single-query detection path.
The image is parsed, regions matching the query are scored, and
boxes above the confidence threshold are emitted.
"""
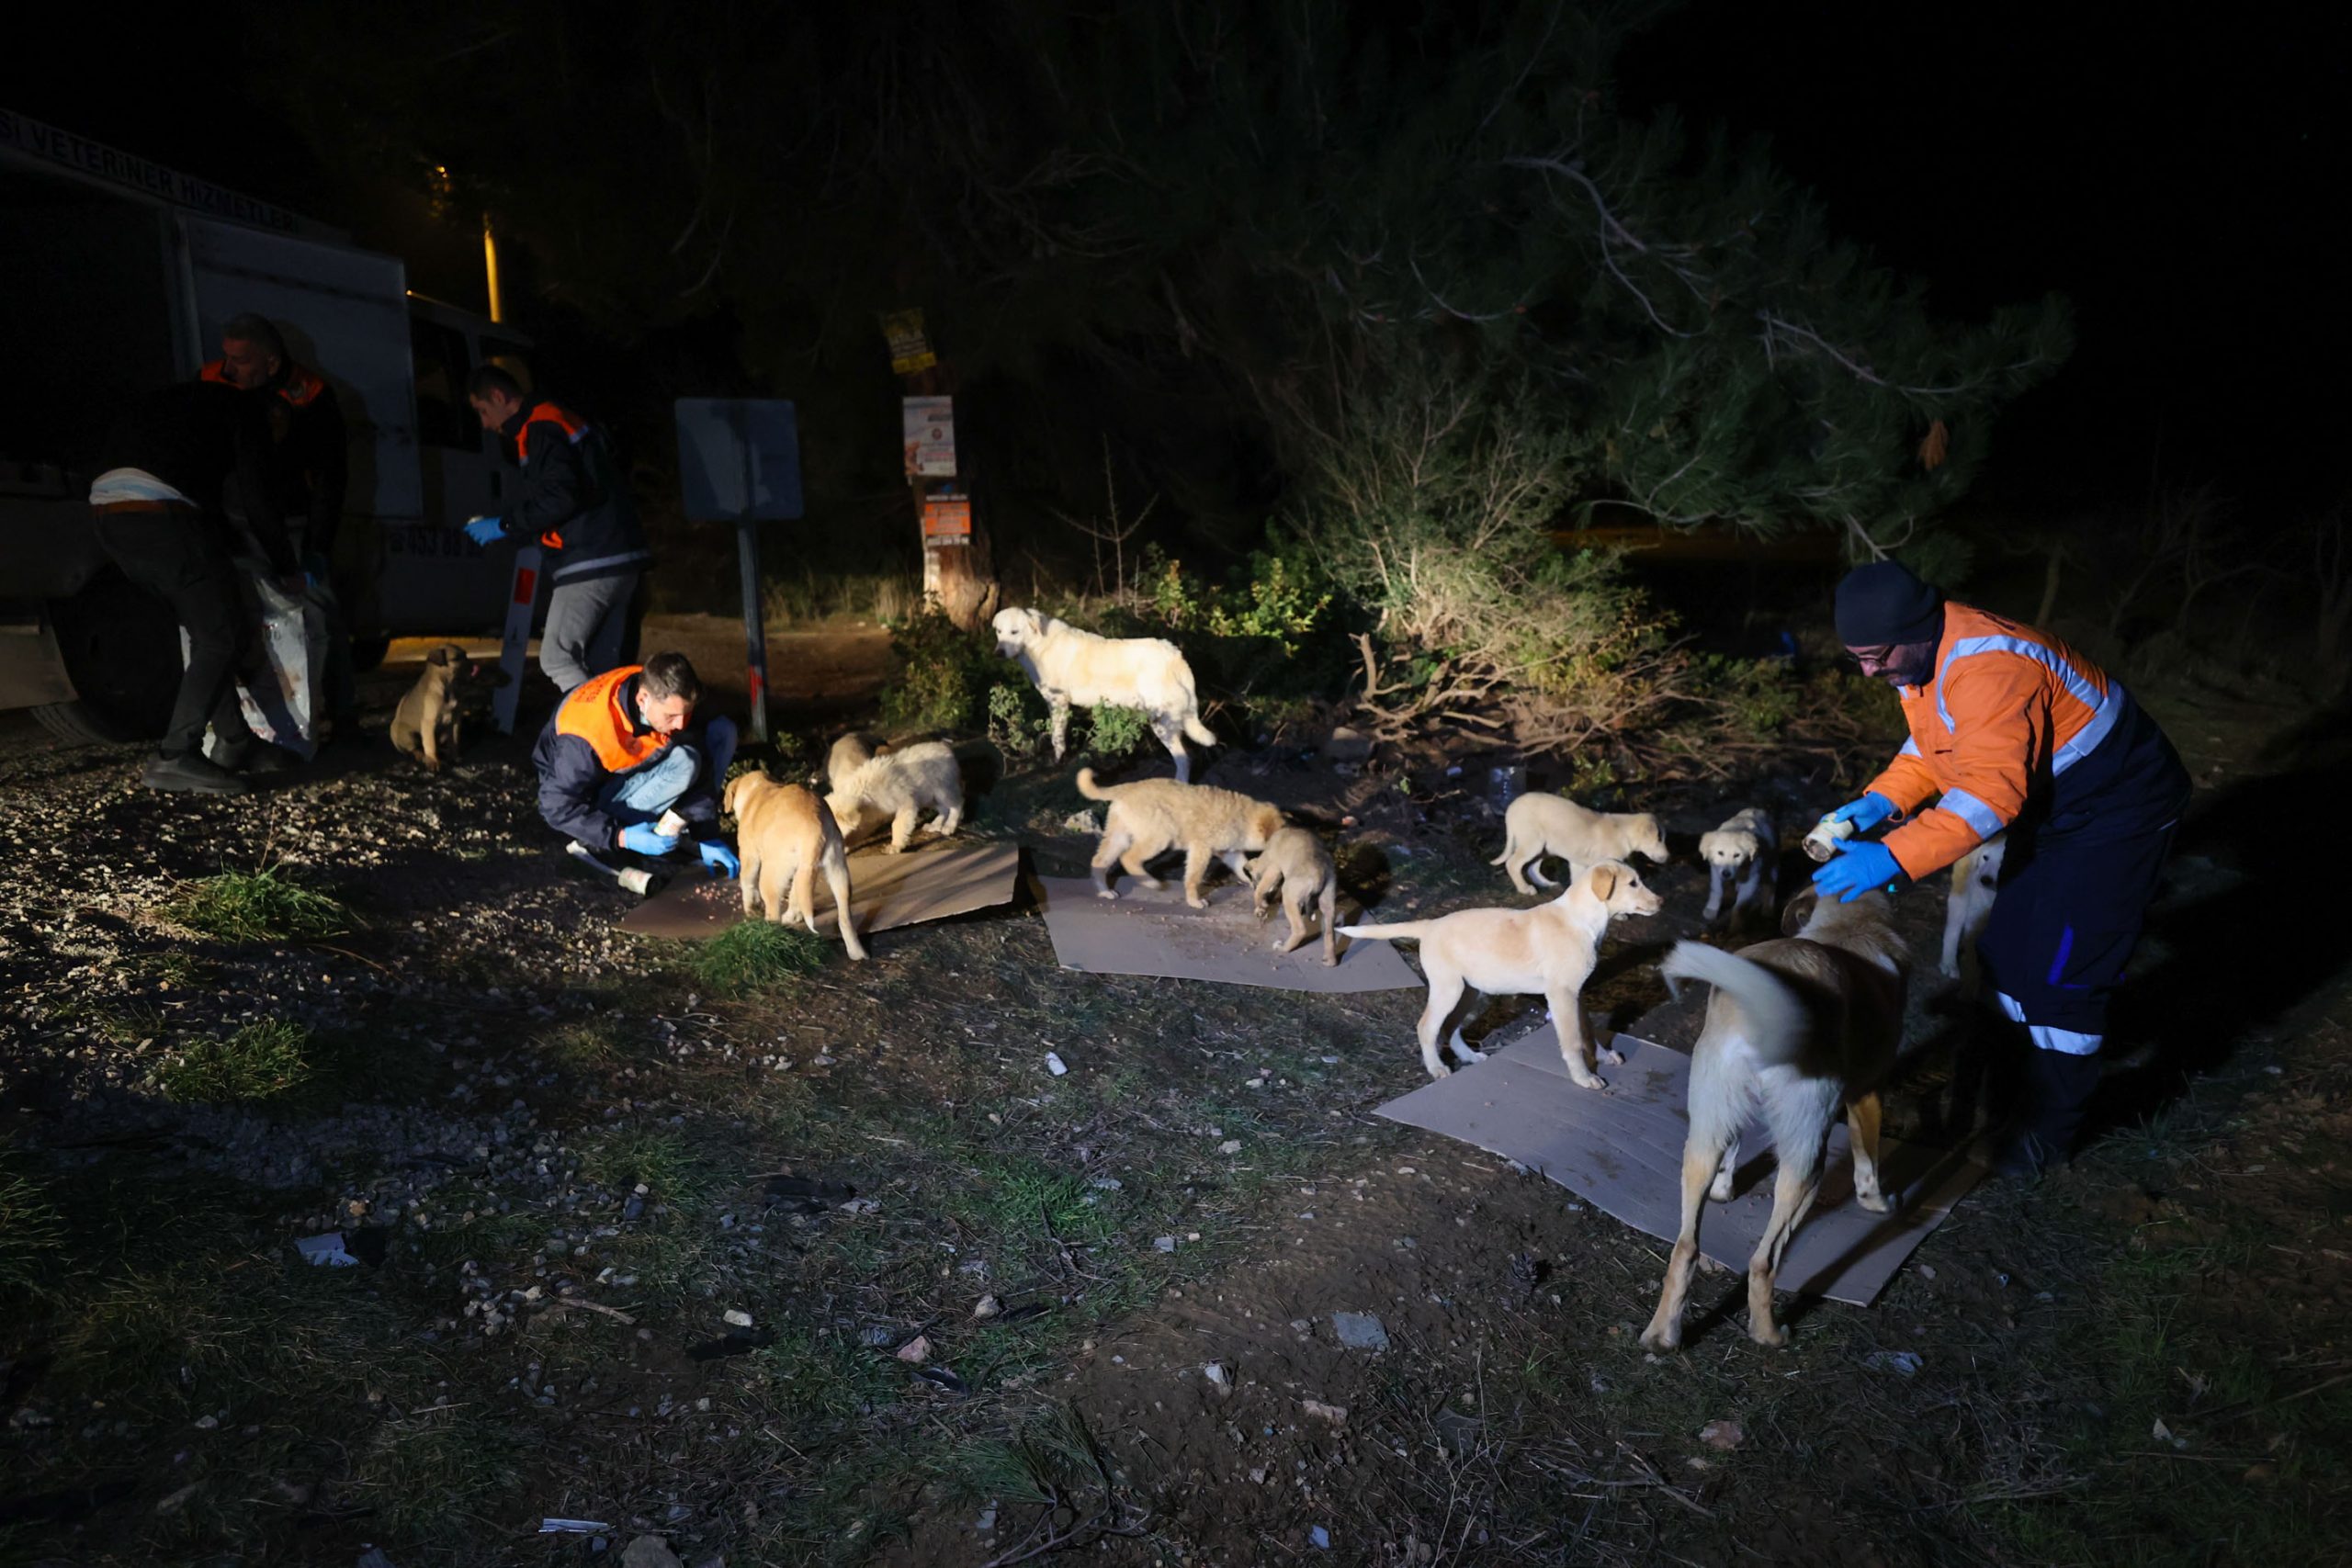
[2,632,2348,1567]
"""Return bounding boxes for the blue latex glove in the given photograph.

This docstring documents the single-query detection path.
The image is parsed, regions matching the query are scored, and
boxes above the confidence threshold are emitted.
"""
[697,840,741,878]
[462,515,508,547]
[1812,839,1905,902]
[1828,792,1898,833]
[618,822,681,856]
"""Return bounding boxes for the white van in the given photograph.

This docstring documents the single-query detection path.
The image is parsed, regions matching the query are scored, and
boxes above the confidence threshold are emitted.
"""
[0,107,535,742]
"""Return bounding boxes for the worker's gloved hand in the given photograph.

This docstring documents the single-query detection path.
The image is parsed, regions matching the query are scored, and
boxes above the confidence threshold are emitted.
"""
[1812,839,1905,903]
[1828,792,1898,833]
[300,554,332,593]
[617,822,682,856]
[696,840,741,879]
[462,515,507,547]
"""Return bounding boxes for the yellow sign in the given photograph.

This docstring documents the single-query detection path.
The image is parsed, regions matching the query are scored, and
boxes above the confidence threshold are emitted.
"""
[881,308,936,376]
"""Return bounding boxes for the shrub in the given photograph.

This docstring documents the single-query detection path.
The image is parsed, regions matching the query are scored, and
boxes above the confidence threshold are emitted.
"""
[879,610,999,733]
[987,680,1052,759]
[1085,703,1152,761]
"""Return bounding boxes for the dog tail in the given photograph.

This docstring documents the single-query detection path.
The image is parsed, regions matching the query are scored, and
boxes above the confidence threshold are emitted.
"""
[1075,767,1118,802]
[1659,941,1807,1067]
[1335,919,1433,943]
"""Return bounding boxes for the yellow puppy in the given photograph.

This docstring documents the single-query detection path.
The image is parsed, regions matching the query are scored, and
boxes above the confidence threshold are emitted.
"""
[723,771,868,961]
[1244,827,1341,966]
[1077,769,1285,907]
[1340,863,1664,1085]
[1491,793,1669,897]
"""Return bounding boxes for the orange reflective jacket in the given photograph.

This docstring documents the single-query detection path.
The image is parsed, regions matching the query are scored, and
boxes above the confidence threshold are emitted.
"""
[199,359,329,408]
[1863,602,2123,879]
[553,665,670,773]
[517,400,594,549]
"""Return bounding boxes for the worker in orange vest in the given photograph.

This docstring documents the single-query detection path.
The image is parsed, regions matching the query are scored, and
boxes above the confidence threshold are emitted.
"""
[531,651,738,877]
[1815,560,2190,1177]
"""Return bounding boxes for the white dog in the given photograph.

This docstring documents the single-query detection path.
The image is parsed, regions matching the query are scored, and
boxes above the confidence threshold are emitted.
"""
[1340,863,1664,1086]
[825,739,964,854]
[1939,832,2007,991]
[1698,807,1777,927]
[1490,793,1669,897]
[991,606,1217,783]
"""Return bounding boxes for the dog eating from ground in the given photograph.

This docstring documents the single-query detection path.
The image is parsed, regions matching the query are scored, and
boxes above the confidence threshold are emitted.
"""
[1939,832,2006,991]
[1491,793,1670,897]
[1076,768,1284,906]
[1340,863,1664,1085]
[824,739,964,853]
[993,606,1218,783]
[1639,890,1909,1351]
[1243,827,1341,966]
[722,771,868,961]
[1699,807,1778,928]
[825,732,893,795]
[390,644,507,773]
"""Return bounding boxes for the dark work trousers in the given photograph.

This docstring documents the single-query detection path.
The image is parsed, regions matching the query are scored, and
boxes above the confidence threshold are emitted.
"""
[91,506,255,759]
[1973,691,2192,1056]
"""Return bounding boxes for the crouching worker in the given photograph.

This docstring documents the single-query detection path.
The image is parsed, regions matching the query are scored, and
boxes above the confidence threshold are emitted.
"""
[533,652,741,879]
[1811,560,2190,1179]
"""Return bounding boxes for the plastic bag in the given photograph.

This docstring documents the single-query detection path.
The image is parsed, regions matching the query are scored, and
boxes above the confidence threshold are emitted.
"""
[185,560,329,760]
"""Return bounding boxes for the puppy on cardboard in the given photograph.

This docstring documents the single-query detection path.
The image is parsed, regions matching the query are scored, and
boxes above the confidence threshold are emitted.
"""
[1639,890,1909,1350]
[1491,793,1669,897]
[1244,826,1341,966]
[1076,768,1284,906]
[1340,863,1664,1085]
[723,770,868,961]
[827,739,964,853]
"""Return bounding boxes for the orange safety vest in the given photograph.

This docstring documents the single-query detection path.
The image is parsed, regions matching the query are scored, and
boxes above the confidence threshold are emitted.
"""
[1864,601,2123,880]
[516,400,595,550]
[553,665,671,773]
[199,359,329,409]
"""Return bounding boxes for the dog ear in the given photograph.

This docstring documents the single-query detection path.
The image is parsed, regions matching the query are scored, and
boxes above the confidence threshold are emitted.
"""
[1589,863,1620,901]
[1781,889,1818,936]
[428,647,453,667]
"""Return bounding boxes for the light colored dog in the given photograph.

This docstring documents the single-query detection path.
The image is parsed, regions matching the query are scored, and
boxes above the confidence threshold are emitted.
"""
[1640,891,1909,1351]
[722,771,868,961]
[1939,833,2006,991]
[825,739,963,854]
[825,732,893,795]
[1076,768,1283,906]
[1699,807,1778,927]
[1243,827,1341,966]
[1491,793,1669,897]
[992,606,1217,782]
[1340,863,1664,1086]
[390,644,506,773]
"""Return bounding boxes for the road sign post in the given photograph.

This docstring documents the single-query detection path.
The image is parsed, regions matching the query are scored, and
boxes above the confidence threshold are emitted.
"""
[673,399,804,744]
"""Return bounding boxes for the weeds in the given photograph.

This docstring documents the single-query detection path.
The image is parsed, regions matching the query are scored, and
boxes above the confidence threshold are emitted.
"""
[154,1019,313,1102]
[0,1162,64,1297]
[168,869,349,944]
[692,919,832,995]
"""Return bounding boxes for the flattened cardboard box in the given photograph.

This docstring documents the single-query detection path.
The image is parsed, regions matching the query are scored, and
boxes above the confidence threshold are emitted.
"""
[1376,1030,1981,1305]
[1031,874,1421,994]
[616,840,1020,941]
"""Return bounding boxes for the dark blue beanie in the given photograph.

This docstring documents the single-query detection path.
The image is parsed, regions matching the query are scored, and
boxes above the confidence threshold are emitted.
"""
[1835,561,1944,647]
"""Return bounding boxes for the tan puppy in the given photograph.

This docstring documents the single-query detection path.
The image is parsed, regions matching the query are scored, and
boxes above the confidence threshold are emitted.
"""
[390,644,505,773]
[1076,768,1284,906]
[1939,832,2006,992]
[1699,807,1778,928]
[722,772,868,961]
[825,732,893,795]
[1340,863,1665,1085]
[1243,827,1341,966]
[1641,891,1909,1351]
[826,740,963,853]
[994,606,1217,782]
[1491,793,1669,897]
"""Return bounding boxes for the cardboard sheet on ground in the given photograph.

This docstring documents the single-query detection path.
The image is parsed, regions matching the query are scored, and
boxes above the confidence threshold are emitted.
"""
[1031,874,1421,993]
[1376,1030,1981,1304]
[616,840,1018,941]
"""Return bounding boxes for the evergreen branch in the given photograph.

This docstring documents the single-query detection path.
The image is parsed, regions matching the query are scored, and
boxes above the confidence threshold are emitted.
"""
[1756,313,2046,400]
[1503,153,1699,339]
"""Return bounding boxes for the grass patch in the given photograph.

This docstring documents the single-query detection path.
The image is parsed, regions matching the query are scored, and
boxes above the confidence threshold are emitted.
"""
[0,1162,64,1297]
[154,1019,314,1103]
[346,1404,520,1546]
[575,1125,720,1205]
[692,919,831,995]
[758,1328,903,1426]
[168,869,349,944]
[532,1012,642,1069]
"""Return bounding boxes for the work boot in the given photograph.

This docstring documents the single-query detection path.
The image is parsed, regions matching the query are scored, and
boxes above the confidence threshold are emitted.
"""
[1983,1047,2103,1180]
[141,751,249,795]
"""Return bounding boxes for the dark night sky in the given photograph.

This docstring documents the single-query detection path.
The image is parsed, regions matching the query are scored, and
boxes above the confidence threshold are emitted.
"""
[6,5,2345,517]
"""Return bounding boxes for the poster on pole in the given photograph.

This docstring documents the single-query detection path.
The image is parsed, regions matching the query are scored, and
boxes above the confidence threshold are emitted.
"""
[902,396,956,478]
[921,493,972,546]
[880,309,936,376]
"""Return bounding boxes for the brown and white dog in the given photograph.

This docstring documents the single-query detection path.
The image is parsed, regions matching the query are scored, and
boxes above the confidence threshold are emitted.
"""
[390,644,506,773]
[1077,768,1284,906]
[1340,863,1664,1086]
[1640,891,1909,1350]
[723,771,868,961]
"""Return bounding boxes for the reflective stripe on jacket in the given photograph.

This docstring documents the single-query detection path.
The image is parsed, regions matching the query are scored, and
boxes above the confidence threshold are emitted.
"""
[1862,602,2125,879]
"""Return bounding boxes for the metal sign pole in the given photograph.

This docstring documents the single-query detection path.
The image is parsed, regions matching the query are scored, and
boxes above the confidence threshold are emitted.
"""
[737,515,769,742]
[492,544,542,735]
